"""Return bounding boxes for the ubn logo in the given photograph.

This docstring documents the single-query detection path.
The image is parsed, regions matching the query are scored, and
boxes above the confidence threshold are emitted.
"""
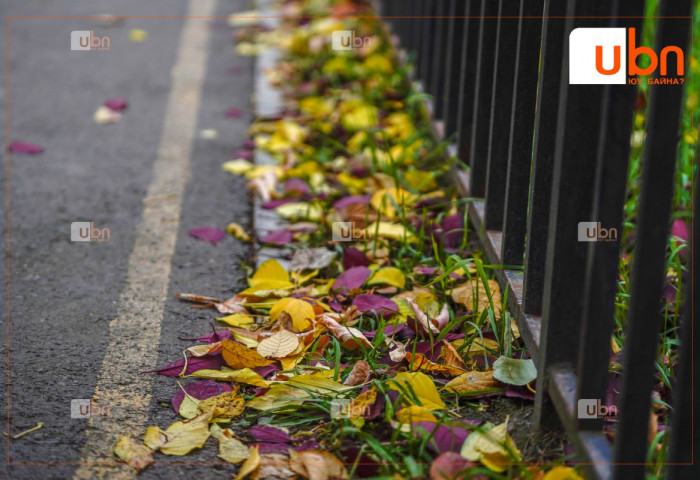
[329,399,370,419]
[71,222,111,242]
[332,222,370,242]
[577,399,617,419]
[71,399,111,419]
[578,222,617,242]
[569,28,684,84]
[332,30,372,51]
[71,30,111,51]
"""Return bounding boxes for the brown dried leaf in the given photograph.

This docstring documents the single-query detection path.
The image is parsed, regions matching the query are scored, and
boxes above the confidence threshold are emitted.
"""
[343,360,371,386]
[319,313,372,350]
[406,352,466,377]
[451,279,502,314]
[443,370,501,395]
[289,449,349,480]
[251,453,296,480]
[440,341,468,370]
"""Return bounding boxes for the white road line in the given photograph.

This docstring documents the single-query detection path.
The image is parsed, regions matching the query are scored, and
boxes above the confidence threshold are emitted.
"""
[74,1,216,478]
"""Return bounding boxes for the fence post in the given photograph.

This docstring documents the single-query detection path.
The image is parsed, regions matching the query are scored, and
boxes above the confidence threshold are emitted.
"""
[456,0,481,163]
[441,0,468,140]
[534,0,611,429]
[612,1,693,476]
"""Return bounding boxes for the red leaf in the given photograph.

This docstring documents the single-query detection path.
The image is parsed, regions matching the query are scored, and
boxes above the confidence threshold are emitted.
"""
[188,227,226,244]
[9,141,43,154]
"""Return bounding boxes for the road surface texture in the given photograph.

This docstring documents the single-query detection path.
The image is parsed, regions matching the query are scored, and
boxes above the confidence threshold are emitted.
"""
[1,0,253,478]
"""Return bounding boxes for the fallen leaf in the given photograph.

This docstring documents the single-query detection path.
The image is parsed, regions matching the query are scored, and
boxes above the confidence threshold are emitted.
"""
[94,105,121,124]
[443,370,501,395]
[543,466,584,480]
[406,352,465,376]
[440,341,468,370]
[243,259,294,295]
[352,294,398,316]
[9,141,43,154]
[104,97,128,111]
[129,28,148,42]
[227,222,252,242]
[226,107,244,119]
[389,372,445,410]
[171,380,233,414]
[319,313,372,350]
[396,405,438,424]
[146,411,212,456]
[254,453,297,479]
[114,436,153,471]
[451,279,502,314]
[289,449,349,480]
[460,421,521,472]
[246,384,310,410]
[187,368,269,388]
[247,425,292,443]
[210,424,250,463]
[257,330,300,358]
[343,360,371,386]
[222,339,272,369]
[367,267,406,288]
[492,356,537,386]
[290,248,337,271]
[429,452,473,480]
[234,445,261,479]
[218,313,254,327]
[332,266,371,292]
[270,297,315,332]
[198,386,245,419]
[188,227,226,244]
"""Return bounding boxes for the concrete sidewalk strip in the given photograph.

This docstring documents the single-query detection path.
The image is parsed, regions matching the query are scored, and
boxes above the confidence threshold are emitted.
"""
[73,1,216,478]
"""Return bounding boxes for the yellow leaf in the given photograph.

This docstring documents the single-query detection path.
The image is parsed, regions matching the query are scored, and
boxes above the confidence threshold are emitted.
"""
[286,374,352,395]
[248,259,294,291]
[246,384,310,411]
[451,279,502,314]
[147,412,212,456]
[370,188,415,219]
[388,372,445,411]
[226,223,252,242]
[275,202,322,221]
[198,386,245,419]
[364,221,415,241]
[367,267,406,288]
[114,436,153,471]
[406,352,466,377]
[187,368,269,388]
[257,330,300,358]
[210,424,250,464]
[218,313,254,328]
[443,370,502,395]
[543,466,584,480]
[460,421,521,472]
[222,159,254,175]
[349,387,378,419]
[451,337,500,357]
[128,28,148,42]
[235,445,260,479]
[270,297,315,332]
[222,339,272,369]
[396,405,438,424]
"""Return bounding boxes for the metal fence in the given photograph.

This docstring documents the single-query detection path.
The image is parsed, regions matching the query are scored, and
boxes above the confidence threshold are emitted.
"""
[381,0,696,478]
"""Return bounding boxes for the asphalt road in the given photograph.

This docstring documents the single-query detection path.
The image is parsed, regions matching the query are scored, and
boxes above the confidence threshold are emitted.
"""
[1,0,253,478]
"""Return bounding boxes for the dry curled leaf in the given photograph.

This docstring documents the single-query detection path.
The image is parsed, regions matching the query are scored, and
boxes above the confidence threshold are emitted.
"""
[114,436,153,471]
[440,341,468,370]
[257,329,300,358]
[319,313,372,350]
[406,352,466,377]
[451,279,502,314]
[289,449,349,480]
[198,385,245,419]
[443,370,501,395]
[343,359,371,386]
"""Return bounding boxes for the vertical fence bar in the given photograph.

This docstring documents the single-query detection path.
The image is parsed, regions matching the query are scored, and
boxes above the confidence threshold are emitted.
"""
[521,0,566,315]
[420,2,438,93]
[483,0,521,230]
[534,0,611,428]
[441,0,467,140]
[576,2,646,433]
[613,1,692,475]
[430,0,450,120]
[667,141,699,478]
[456,0,481,162]
[468,0,499,197]
[500,0,544,265]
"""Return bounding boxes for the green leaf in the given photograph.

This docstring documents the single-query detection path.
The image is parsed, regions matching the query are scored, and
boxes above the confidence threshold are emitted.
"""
[492,356,537,386]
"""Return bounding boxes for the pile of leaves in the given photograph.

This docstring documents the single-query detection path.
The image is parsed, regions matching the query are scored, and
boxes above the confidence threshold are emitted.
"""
[114,1,586,478]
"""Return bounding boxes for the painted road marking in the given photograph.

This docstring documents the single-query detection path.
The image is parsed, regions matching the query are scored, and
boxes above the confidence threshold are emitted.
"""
[73,1,216,478]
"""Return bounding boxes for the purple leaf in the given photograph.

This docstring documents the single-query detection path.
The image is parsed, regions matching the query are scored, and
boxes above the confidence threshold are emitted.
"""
[232,149,254,160]
[333,195,371,209]
[180,329,232,344]
[142,355,222,376]
[353,294,398,316]
[332,266,371,292]
[254,363,281,378]
[295,439,320,451]
[261,198,299,209]
[284,178,310,196]
[189,227,226,244]
[9,141,43,154]
[247,425,292,443]
[104,97,128,111]
[672,219,689,257]
[172,380,233,413]
[342,247,370,269]
[412,422,471,454]
[260,228,293,245]
[225,107,244,119]
[430,452,474,479]
[252,443,290,454]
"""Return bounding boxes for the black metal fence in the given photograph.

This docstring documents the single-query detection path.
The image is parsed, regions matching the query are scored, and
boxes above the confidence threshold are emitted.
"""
[381,1,696,478]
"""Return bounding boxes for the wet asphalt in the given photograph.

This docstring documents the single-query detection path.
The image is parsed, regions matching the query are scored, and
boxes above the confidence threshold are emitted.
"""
[1,0,253,478]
